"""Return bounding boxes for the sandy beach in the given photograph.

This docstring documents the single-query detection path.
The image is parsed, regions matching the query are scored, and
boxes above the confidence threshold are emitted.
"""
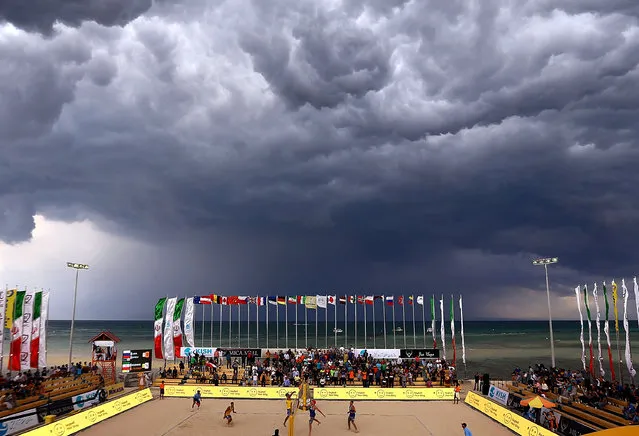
[80,395,513,436]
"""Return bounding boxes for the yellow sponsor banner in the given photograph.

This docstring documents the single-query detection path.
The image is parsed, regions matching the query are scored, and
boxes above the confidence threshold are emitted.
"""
[105,382,125,398]
[313,387,455,401]
[163,385,296,399]
[5,289,16,329]
[23,388,153,436]
[465,391,554,436]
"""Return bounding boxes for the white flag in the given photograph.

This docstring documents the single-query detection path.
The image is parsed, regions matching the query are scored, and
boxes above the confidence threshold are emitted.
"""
[38,291,49,369]
[575,286,586,371]
[327,295,337,305]
[316,295,327,309]
[0,289,5,363]
[634,277,639,328]
[459,295,466,365]
[592,283,604,377]
[416,295,424,305]
[20,291,34,371]
[164,297,176,361]
[621,280,636,378]
[439,296,446,360]
[184,297,195,347]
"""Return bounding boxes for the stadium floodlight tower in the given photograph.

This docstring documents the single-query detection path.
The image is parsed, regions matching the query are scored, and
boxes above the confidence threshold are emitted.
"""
[66,262,89,370]
[532,257,558,368]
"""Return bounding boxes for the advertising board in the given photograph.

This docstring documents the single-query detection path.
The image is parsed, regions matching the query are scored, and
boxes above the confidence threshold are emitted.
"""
[122,349,152,373]
[163,385,295,399]
[312,387,454,401]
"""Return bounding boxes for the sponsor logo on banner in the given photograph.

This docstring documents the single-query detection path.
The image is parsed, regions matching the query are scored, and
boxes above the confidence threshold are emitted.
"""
[313,387,454,401]
[22,389,153,436]
[163,385,295,399]
[73,390,103,411]
[105,383,125,398]
[36,397,74,421]
[464,391,555,436]
[487,385,509,406]
[355,349,401,359]
[0,409,40,435]
[217,348,261,358]
[181,347,215,357]
[399,349,440,359]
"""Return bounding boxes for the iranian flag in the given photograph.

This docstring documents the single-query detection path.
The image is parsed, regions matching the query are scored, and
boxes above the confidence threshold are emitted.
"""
[30,291,42,368]
[173,298,185,358]
[154,297,167,359]
[9,290,25,371]
[20,291,34,371]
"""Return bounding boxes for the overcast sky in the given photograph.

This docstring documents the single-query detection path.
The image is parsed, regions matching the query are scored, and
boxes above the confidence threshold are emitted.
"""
[1,1,639,321]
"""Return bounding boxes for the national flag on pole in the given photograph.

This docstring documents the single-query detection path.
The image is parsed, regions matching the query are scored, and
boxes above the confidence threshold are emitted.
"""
[583,285,595,378]
[256,297,266,306]
[173,298,185,358]
[385,296,394,306]
[288,296,297,304]
[9,290,25,371]
[357,296,364,305]
[277,296,286,305]
[397,296,404,306]
[268,296,277,305]
[349,296,356,304]
[612,281,619,332]
[297,296,306,304]
[221,296,229,305]
[592,283,605,377]
[316,295,327,309]
[154,297,166,359]
[365,296,374,305]
[194,296,212,305]
[408,296,414,305]
[339,296,346,304]
[30,291,42,368]
[20,291,34,371]
[328,295,337,305]
[210,294,221,304]
[602,282,616,381]
[305,296,317,309]
[417,295,424,305]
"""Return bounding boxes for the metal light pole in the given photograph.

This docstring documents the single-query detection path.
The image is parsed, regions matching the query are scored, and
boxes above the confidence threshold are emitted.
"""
[533,257,558,368]
[66,262,89,370]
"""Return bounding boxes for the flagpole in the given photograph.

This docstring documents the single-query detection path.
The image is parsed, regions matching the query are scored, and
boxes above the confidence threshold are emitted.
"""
[344,296,348,349]
[201,305,205,347]
[410,295,417,348]
[219,304,222,348]
[255,297,258,349]
[315,301,319,348]
[0,286,6,373]
[325,297,328,349]
[421,296,426,348]
[392,298,396,349]
[266,298,269,350]
[210,303,213,348]
[372,298,376,349]
[305,300,308,349]
[295,298,299,350]
[228,303,232,348]
[276,299,280,350]
[364,297,367,349]
[614,281,623,384]
[383,296,387,349]
[285,297,289,349]
[354,296,358,349]
[402,295,407,348]
[333,295,339,348]
[247,299,250,348]
[460,295,467,379]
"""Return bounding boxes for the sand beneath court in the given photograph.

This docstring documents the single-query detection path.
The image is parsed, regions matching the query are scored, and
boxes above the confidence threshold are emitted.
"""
[79,396,514,436]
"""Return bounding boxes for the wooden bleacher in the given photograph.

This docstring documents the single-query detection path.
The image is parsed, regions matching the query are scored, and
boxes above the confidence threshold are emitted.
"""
[0,373,103,419]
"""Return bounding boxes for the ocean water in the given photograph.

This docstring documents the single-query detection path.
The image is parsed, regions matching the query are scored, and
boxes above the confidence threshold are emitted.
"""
[3,320,638,380]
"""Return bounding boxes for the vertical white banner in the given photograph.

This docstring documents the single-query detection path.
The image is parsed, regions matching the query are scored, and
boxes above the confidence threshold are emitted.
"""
[164,297,176,361]
[20,290,34,371]
[184,297,195,347]
[439,296,446,360]
[621,280,636,378]
[459,295,466,365]
[592,284,604,377]
[0,289,5,363]
[39,291,49,369]
[575,286,586,371]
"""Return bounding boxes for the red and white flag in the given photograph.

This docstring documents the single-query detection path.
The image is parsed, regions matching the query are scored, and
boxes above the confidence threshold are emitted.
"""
[154,297,166,359]
[9,291,25,371]
[30,291,42,368]
[328,295,336,305]
[385,296,394,306]
[365,296,374,305]
[20,291,34,371]
[173,298,185,358]
[397,296,404,306]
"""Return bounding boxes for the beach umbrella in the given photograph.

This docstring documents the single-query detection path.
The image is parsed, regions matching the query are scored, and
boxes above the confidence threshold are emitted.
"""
[519,396,556,409]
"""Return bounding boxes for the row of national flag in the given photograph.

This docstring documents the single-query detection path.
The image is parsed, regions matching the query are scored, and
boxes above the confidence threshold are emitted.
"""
[192,294,426,307]
[1,289,50,371]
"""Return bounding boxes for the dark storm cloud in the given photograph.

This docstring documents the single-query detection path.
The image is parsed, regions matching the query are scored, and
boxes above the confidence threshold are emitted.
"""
[2,0,639,316]
[0,0,155,34]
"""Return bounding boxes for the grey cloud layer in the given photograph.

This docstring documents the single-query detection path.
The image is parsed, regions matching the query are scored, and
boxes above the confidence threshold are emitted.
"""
[1,0,639,307]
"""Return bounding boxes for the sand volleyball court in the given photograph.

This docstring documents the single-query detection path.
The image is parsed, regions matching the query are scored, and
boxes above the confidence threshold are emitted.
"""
[79,395,513,435]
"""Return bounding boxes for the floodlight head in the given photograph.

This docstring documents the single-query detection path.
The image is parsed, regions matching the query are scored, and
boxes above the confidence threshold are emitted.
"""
[532,257,559,266]
[67,262,90,270]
